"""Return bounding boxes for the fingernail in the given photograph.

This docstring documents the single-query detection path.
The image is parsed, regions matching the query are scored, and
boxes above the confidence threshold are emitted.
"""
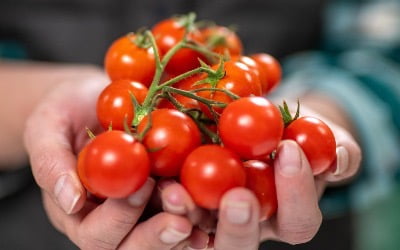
[223,199,251,225]
[333,146,349,176]
[54,174,81,214]
[128,178,155,207]
[163,194,186,214]
[277,140,302,177]
[159,227,190,244]
[184,246,208,250]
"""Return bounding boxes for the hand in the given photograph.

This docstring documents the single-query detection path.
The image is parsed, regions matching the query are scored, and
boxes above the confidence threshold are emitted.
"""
[23,75,201,249]
[160,126,361,249]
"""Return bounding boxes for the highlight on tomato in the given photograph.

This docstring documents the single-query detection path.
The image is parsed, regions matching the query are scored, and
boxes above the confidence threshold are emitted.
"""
[218,96,284,159]
[104,33,156,87]
[96,79,148,131]
[283,116,336,175]
[180,144,246,210]
[77,130,150,198]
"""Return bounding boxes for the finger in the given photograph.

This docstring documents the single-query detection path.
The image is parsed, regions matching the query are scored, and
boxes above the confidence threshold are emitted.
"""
[24,107,86,214]
[45,178,155,249]
[24,80,106,214]
[323,129,362,182]
[213,187,261,250]
[172,227,209,250]
[119,212,192,250]
[266,140,322,245]
[161,182,216,232]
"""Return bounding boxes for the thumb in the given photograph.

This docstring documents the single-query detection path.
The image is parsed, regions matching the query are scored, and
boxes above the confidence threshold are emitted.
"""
[271,140,322,245]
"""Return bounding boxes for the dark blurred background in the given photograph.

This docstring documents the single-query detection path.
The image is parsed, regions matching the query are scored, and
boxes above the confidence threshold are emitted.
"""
[1,0,400,249]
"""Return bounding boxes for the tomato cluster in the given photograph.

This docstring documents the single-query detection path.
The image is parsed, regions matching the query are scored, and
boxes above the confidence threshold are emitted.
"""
[77,13,336,220]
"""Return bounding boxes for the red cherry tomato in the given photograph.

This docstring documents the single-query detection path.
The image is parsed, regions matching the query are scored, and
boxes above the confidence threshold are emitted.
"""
[96,79,148,130]
[243,160,277,220]
[201,26,243,57]
[104,33,156,87]
[218,96,284,159]
[180,145,246,209]
[195,60,262,116]
[283,116,336,175]
[152,17,205,75]
[233,55,263,96]
[77,130,150,198]
[250,53,282,94]
[137,109,201,177]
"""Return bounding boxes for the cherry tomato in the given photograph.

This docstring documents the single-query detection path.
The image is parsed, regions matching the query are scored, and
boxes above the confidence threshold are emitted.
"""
[77,130,150,198]
[96,79,148,131]
[233,55,263,95]
[104,33,155,87]
[195,60,262,117]
[152,17,205,75]
[218,96,284,159]
[243,160,277,220]
[250,53,282,94]
[201,25,243,57]
[137,109,201,177]
[283,116,336,175]
[180,145,246,209]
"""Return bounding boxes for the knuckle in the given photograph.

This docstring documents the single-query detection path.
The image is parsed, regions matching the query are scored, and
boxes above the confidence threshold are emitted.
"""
[78,237,117,250]
[279,213,322,245]
[30,149,60,188]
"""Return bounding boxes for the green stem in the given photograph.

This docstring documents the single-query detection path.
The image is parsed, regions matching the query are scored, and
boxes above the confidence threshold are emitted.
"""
[157,65,217,89]
[163,86,227,107]
[190,87,240,100]
[184,43,224,64]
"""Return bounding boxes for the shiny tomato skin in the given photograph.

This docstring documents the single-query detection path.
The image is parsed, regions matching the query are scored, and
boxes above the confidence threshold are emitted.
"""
[180,145,246,210]
[201,26,243,57]
[104,34,155,87]
[250,53,282,94]
[283,116,336,175]
[244,160,277,220]
[234,56,263,96]
[137,109,201,177]
[96,80,148,131]
[218,96,284,159]
[77,130,150,198]
[196,60,261,116]
[152,18,205,76]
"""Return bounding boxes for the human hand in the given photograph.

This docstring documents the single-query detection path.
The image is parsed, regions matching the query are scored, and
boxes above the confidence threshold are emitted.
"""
[23,73,203,249]
[160,120,361,249]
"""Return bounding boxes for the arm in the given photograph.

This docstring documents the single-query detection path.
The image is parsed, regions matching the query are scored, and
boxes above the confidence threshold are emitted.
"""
[0,60,105,170]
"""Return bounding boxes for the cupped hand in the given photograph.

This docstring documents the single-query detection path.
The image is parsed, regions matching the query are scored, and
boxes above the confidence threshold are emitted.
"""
[23,73,200,249]
[161,129,361,249]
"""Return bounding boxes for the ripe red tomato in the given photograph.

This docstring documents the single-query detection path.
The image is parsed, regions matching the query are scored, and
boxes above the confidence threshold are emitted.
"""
[201,26,243,57]
[218,96,284,159]
[243,160,277,220]
[233,55,263,95]
[137,109,201,177]
[283,116,336,175]
[96,79,148,131]
[180,145,246,209]
[195,60,262,116]
[250,53,282,94]
[152,17,205,75]
[77,130,150,198]
[104,33,156,87]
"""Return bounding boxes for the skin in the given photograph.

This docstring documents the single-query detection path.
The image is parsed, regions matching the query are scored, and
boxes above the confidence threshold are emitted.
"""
[0,60,361,249]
